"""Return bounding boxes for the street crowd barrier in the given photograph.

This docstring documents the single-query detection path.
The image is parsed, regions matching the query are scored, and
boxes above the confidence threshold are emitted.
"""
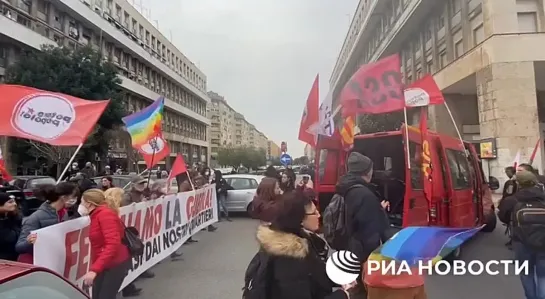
[32,184,218,290]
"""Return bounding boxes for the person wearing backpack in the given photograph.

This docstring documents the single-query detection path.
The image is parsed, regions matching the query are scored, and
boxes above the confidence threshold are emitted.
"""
[325,152,390,260]
[507,171,545,299]
[518,163,545,191]
[243,191,355,299]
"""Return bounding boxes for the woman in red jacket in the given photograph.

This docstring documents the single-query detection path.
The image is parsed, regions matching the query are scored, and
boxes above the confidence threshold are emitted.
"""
[79,189,131,299]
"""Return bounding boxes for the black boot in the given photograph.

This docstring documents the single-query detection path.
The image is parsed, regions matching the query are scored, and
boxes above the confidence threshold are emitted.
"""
[208,225,217,232]
[122,283,142,297]
[140,270,155,279]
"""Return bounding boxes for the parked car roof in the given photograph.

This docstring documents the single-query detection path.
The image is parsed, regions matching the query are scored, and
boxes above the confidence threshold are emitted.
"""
[224,174,265,180]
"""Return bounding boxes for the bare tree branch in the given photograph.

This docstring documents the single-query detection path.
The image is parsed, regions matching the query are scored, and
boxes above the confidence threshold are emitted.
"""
[26,140,77,163]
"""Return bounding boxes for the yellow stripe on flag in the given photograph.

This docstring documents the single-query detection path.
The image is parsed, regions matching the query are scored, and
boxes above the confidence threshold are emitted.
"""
[340,116,355,147]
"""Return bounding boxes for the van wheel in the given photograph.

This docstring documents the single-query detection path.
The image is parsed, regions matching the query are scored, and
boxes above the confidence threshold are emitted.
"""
[246,204,254,217]
[482,210,497,233]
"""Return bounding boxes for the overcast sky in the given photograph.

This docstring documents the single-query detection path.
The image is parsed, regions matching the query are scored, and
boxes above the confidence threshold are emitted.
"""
[143,0,358,157]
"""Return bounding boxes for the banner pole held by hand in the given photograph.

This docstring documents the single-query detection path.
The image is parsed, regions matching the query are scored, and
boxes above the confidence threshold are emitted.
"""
[123,168,149,190]
[57,143,84,183]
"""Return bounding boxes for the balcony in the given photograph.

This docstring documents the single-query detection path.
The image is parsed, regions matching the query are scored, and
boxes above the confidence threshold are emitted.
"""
[51,0,210,102]
[0,16,210,126]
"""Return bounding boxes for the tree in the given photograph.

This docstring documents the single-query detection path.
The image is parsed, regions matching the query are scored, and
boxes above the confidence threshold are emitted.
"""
[216,146,267,169]
[357,111,404,134]
[5,45,126,171]
[293,156,310,165]
[269,157,281,166]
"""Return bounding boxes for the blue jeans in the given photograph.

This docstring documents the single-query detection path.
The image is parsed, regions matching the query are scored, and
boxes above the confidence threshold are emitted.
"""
[514,241,545,299]
[217,193,229,219]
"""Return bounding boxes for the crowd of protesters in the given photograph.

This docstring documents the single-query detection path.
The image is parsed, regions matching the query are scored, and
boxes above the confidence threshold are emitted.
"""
[0,161,226,299]
[246,154,426,299]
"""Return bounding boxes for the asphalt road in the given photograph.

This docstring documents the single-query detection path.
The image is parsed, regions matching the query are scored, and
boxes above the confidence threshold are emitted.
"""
[136,217,523,299]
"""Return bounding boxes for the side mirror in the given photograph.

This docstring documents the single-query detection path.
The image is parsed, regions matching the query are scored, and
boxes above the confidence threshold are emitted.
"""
[488,176,500,191]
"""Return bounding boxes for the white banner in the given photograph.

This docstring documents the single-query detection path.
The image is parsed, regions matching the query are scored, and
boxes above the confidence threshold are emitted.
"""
[33,184,218,290]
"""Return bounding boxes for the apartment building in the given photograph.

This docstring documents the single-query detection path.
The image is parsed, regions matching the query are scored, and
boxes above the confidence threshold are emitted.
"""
[0,0,210,170]
[267,140,281,160]
[209,91,269,165]
[329,0,545,184]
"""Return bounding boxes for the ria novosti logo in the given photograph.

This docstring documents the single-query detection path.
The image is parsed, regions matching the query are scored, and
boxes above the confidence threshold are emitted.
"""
[12,93,76,140]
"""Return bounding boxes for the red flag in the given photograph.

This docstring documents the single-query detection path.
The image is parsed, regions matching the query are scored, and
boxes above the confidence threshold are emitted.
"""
[0,148,12,181]
[298,74,320,146]
[0,84,109,146]
[167,153,187,192]
[420,107,433,206]
[136,133,170,169]
[404,75,445,107]
[340,54,404,116]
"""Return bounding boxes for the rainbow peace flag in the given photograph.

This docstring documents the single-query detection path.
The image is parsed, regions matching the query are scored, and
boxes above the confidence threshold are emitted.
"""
[374,226,484,266]
[122,97,164,146]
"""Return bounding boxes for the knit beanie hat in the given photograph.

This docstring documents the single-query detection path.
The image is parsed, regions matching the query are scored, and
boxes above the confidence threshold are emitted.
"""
[347,152,373,176]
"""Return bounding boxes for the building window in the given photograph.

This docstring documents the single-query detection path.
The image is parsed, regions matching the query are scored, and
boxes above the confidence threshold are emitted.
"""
[518,12,538,33]
[439,51,447,69]
[450,0,462,13]
[473,24,484,45]
[455,40,463,58]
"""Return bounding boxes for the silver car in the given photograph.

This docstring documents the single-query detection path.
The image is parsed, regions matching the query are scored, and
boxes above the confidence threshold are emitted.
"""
[223,174,264,213]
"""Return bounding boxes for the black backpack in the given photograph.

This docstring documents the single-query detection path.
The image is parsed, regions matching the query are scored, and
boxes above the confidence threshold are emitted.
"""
[323,184,363,250]
[242,251,272,299]
[513,196,545,252]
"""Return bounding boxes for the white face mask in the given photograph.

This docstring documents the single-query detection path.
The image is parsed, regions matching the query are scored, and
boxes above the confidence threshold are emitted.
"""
[78,204,89,216]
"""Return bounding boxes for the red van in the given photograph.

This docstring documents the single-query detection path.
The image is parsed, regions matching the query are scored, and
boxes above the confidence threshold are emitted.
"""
[315,125,499,232]
[0,260,89,298]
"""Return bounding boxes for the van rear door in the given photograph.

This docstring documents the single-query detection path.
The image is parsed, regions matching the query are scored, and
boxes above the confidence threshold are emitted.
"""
[402,125,429,227]
[315,135,343,213]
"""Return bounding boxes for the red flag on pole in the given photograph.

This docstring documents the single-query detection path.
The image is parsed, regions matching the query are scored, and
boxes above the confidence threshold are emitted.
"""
[136,133,170,169]
[298,74,320,146]
[167,153,187,193]
[419,107,433,206]
[340,54,404,116]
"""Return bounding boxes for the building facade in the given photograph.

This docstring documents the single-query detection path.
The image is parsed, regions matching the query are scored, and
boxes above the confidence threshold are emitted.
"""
[330,0,545,187]
[304,144,315,162]
[0,0,210,171]
[267,140,281,161]
[209,91,269,166]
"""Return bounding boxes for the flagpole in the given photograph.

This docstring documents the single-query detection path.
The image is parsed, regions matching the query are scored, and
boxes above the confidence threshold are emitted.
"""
[443,102,467,156]
[403,108,411,169]
[146,135,159,186]
[57,143,84,183]
[123,168,149,190]
[187,171,195,190]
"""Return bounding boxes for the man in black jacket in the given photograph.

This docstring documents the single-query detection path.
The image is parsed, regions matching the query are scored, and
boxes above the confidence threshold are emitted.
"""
[498,170,545,299]
[335,152,390,263]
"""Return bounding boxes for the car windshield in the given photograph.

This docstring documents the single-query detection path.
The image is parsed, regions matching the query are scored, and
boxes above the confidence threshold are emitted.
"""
[0,270,88,299]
